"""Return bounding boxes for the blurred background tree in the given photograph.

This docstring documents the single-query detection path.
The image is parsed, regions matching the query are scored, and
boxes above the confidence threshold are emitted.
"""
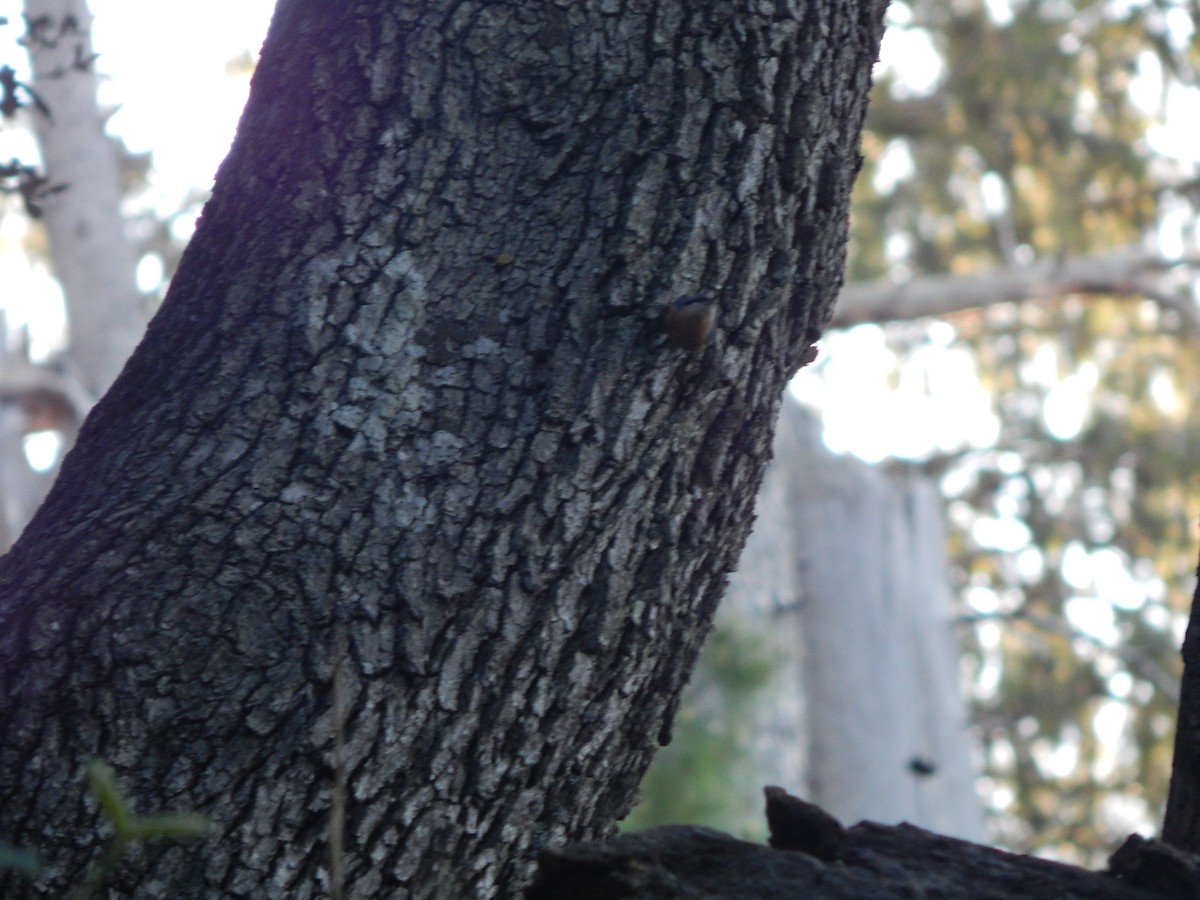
[622,624,779,838]
[0,1,246,543]
[632,0,1200,866]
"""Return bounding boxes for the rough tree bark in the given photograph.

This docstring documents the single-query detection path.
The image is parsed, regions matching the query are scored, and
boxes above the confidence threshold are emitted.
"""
[527,801,1185,899]
[1163,562,1200,851]
[0,0,885,896]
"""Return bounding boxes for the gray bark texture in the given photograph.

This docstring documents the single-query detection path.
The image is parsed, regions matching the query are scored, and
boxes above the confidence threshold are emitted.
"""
[1163,557,1200,851]
[0,0,885,896]
[527,813,1181,899]
[528,788,1190,898]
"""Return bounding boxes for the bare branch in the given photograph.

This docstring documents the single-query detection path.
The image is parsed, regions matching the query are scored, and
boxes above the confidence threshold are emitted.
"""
[835,247,1200,330]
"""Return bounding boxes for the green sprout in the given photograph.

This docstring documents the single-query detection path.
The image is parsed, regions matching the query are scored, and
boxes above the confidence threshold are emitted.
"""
[71,759,211,899]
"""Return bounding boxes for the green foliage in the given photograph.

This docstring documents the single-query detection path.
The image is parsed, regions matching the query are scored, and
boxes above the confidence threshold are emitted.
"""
[623,623,778,839]
[939,295,1192,862]
[851,0,1168,283]
[837,0,1199,866]
[74,759,211,898]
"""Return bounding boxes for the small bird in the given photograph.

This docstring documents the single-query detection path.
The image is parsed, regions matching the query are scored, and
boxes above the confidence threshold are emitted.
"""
[763,786,848,862]
[908,756,938,778]
[663,295,716,352]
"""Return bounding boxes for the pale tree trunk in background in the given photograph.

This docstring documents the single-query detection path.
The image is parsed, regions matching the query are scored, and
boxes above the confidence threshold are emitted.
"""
[726,397,985,841]
[0,1,886,896]
[0,0,148,545]
[26,0,148,396]
[792,401,985,839]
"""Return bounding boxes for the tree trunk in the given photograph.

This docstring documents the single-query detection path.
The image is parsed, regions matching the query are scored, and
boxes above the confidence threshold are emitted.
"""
[786,402,984,840]
[26,0,148,398]
[0,1,886,896]
[528,814,1175,899]
[0,0,148,546]
[726,398,984,840]
[1163,559,1200,850]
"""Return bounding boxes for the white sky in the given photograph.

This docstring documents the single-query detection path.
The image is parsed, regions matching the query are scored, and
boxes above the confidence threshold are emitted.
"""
[85,0,275,207]
[0,1,273,232]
